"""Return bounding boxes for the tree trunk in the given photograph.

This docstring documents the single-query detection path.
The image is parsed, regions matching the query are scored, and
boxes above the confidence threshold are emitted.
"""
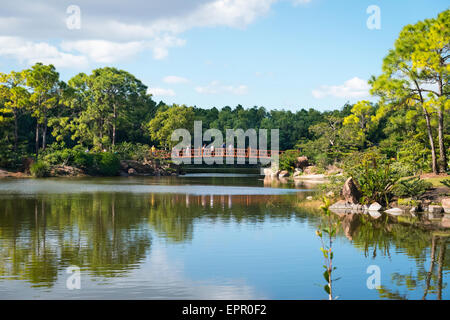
[42,118,47,151]
[438,108,447,173]
[13,111,18,152]
[112,104,116,147]
[35,123,40,158]
[423,108,438,174]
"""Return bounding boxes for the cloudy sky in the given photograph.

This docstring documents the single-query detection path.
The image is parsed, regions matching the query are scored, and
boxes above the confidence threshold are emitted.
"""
[0,0,447,110]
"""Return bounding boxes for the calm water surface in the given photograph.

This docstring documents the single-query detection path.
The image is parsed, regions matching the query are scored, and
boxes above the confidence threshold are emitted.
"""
[0,174,448,299]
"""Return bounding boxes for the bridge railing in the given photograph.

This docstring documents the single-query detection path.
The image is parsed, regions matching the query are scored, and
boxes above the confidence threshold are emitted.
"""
[151,148,282,159]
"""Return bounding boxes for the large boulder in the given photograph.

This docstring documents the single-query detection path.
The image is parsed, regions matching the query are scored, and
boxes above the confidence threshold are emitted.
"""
[121,160,154,174]
[428,205,443,214]
[50,165,84,177]
[295,156,309,169]
[368,202,382,211]
[442,198,450,214]
[342,177,361,204]
[303,166,317,175]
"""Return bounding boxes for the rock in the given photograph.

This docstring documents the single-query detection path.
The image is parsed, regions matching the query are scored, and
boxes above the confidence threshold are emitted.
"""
[122,160,154,174]
[330,200,351,210]
[279,170,289,178]
[342,177,361,204]
[303,166,317,175]
[329,200,363,213]
[128,168,137,176]
[442,198,450,214]
[120,160,130,171]
[326,191,335,198]
[368,202,382,211]
[362,204,370,211]
[263,168,273,177]
[385,208,405,216]
[50,165,84,177]
[295,156,309,169]
[410,206,418,213]
[306,196,313,200]
[293,171,302,178]
[428,205,443,214]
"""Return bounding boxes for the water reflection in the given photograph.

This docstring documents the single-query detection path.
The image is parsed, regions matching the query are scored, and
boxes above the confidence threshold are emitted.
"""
[0,181,448,299]
[331,210,449,300]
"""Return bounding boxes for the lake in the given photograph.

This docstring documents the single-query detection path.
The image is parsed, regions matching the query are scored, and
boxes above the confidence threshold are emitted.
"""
[0,174,448,300]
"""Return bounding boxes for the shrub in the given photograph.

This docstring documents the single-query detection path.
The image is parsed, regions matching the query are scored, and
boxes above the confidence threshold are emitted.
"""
[95,152,120,176]
[112,142,150,161]
[279,149,302,172]
[318,174,346,197]
[392,177,432,199]
[397,198,421,207]
[346,151,399,206]
[73,151,94,169]
[0,141,28,169]
[30,161,50,178]
[441,179,450,188]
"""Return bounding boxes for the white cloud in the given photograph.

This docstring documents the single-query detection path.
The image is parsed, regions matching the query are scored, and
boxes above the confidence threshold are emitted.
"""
[163,75,190,84]
[148,87,176,97]
[61,40,145,64]
[195,80,248,95]
[312,77,370,99]
[0,36,88,68]
[0,0,280,66]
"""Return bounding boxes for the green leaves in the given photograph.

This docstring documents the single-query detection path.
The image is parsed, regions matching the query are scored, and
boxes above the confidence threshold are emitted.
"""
[148,104,195,148]
[316,197,338,300]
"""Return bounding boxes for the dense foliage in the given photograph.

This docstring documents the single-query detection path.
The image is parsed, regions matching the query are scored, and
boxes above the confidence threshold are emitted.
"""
[0,9,448,178]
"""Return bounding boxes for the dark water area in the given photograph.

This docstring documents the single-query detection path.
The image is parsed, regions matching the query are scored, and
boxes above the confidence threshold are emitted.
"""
[0,175,448,299]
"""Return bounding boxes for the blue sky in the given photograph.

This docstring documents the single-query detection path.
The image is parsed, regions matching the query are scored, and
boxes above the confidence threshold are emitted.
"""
[0,0,448,111]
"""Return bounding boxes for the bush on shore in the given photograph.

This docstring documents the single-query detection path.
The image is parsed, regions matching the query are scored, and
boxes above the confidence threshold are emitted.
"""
[30,161,50,178]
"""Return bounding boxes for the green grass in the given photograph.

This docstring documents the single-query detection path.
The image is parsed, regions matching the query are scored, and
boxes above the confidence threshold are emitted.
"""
[422,176,449,187]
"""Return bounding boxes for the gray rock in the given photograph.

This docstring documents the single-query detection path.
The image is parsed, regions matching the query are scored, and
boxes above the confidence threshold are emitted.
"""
[128,168,137,176]
[342,177,361,204]
[369,202,382,211]
[441,198,450,214]
[428,205,443,214]
[330,200,351,210]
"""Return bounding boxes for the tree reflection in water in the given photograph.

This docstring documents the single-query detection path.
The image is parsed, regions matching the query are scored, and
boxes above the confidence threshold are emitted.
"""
[330,209,449,300]
[0,192,448,299]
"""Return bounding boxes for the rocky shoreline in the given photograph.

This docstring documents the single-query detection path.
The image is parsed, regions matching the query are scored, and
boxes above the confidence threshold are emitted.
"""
[328,177,450,229]
[0,159,181,178]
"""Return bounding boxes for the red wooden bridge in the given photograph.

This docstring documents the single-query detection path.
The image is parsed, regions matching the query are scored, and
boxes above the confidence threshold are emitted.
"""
[151,148,282,160]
